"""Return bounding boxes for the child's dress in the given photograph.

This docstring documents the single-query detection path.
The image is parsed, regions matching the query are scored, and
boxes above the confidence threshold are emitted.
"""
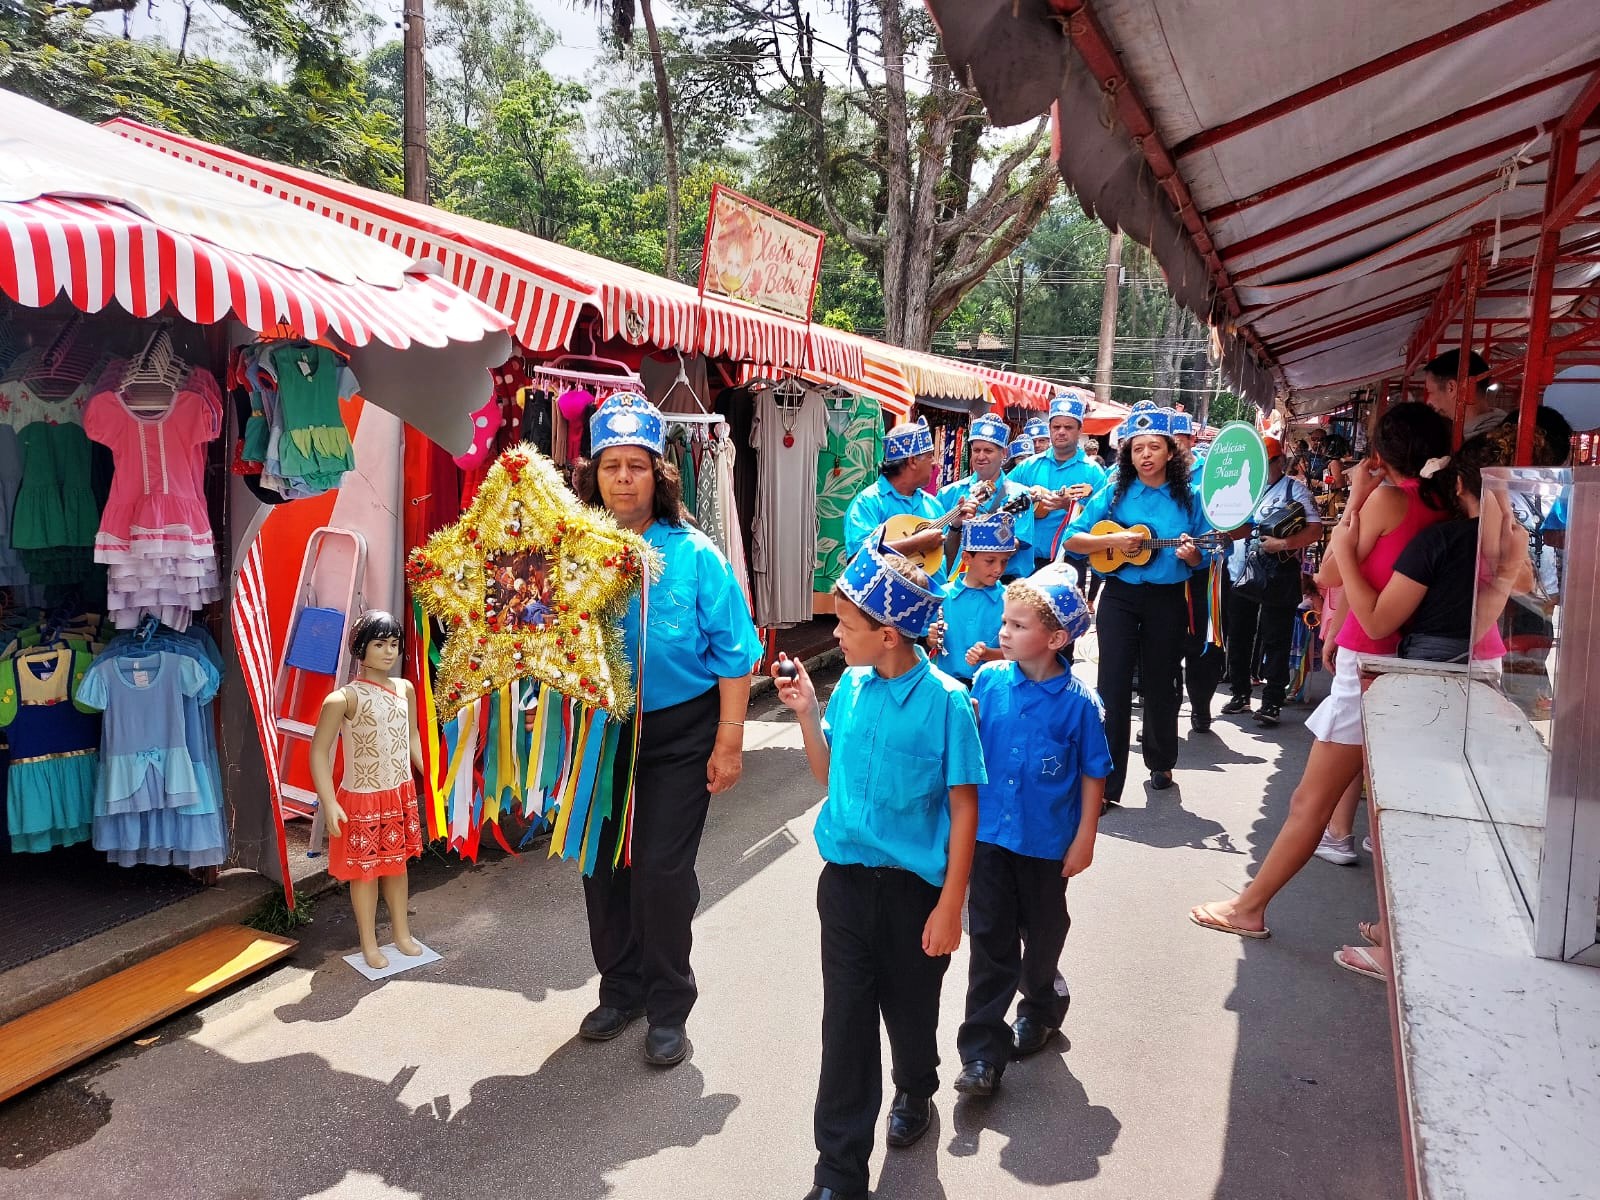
[79,648,228,868]
[328,678,422,882]
[84,369,223,629]
[1,648,99,852]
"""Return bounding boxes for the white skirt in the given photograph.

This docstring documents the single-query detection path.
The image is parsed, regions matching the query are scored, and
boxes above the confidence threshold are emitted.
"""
[1304,648,1364,745]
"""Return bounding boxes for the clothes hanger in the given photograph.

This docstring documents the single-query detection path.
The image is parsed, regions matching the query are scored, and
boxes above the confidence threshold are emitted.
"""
[21,314,100,402]
[660,351,707,413]
[775,374,807,408]
[120,328,190,410]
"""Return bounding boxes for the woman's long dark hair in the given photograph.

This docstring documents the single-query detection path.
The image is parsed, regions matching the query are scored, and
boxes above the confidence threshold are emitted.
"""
[1370,402,1454,514]
[570,448,687,525]
[1113,435,1194,515]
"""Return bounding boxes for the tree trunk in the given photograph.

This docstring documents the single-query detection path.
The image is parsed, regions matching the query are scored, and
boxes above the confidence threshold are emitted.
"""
[639,0,682,279]
[1095,231,1124,404]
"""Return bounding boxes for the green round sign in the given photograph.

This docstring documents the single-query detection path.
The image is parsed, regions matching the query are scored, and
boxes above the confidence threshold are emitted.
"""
[1199,422,1269,529]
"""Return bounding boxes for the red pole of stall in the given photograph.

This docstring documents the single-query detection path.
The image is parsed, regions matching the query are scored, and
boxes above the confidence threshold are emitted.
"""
[1516,131,1578,465]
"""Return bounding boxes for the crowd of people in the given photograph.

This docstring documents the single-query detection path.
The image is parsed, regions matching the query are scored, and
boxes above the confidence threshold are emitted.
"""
[421,362,1568,1200]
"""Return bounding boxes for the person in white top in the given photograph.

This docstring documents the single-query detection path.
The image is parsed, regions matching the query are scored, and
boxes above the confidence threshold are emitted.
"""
[1218,437,1322,727]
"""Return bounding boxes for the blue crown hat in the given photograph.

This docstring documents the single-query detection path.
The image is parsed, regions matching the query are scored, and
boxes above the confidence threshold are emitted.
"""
[883,417,934,463]
[962,511,1017,555]
[968,414,1011,448]
[1116,405,1177,442]
[1008,436,1033,461]
[590,390,665,456]
[836,533,944,637]
[1168,409,1195,437]
[1130,399,1159,414]
[1021,562,1093,641]
[1023,416,1049,439]
[1049,392,1088,424]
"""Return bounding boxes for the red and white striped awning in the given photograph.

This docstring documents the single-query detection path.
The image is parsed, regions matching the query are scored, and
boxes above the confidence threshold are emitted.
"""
[0,193,509,349]
[965,363,1062,410]
[106,119,862,379]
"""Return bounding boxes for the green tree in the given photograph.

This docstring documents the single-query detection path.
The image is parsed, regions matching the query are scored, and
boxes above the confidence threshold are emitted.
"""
[0,0,402,191]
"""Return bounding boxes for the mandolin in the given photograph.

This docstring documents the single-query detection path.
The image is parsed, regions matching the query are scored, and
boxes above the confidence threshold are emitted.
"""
[1085,520,1231,575]
[881,485,1030,575]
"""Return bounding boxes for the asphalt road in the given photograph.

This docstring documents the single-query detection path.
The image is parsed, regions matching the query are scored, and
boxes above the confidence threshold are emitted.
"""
[0,652,1402,1200]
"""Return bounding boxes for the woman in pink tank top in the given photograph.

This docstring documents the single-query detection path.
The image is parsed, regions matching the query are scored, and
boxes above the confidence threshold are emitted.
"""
[1191,404,1455,940]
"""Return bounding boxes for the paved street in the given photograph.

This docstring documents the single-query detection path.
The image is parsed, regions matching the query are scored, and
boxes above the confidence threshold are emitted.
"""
[0,654,1402,1200]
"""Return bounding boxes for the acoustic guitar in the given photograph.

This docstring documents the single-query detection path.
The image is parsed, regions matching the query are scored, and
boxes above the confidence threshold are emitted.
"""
[1085,520,1231,575]
[881,486,1030,575]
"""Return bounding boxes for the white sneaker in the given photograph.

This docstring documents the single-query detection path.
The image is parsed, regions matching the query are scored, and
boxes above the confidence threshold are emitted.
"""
[1362,835,1373,854]
[1314,832,1358,866]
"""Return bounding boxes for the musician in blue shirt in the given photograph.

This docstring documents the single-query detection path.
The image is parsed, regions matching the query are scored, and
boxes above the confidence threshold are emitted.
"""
[1009,393,1108,573]
[846,417,976,588]
[1064,406,1211,804]
[570,391,762,1068]
[937,413,1035,568]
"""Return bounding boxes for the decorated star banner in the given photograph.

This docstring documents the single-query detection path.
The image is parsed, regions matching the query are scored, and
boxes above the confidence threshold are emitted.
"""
[407,444,653,718]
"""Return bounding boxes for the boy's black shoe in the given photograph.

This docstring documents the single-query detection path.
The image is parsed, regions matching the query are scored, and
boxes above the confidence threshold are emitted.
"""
[1255,705,1281,727]
[1011,1016,1057,1057]
[643,1024,689,1066]
[803,1189,867,1200]
[1190,713,1212,733]
[954,1061,1000,1096]
[885,1091,932,1147]
[1220,696,1252,716]
[578,1005,644,1041]
[1149,770,1174,790]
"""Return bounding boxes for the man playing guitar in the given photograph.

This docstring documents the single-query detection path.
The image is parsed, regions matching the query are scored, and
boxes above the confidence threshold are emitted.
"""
[937,413,1035,576]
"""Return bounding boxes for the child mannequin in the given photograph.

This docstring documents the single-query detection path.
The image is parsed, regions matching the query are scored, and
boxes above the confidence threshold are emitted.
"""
[309,610,426,970]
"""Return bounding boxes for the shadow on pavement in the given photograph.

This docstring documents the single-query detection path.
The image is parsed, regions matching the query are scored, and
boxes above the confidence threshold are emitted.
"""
[945,1051,1120,1189]
[1204,707,1404,1200]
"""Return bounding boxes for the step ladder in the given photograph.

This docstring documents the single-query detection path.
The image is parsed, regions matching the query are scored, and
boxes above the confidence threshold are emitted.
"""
[272,526,368,823]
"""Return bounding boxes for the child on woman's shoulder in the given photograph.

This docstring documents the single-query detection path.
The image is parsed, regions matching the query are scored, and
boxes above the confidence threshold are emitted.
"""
[954,562,1112,1098]
[773,533,985,1200]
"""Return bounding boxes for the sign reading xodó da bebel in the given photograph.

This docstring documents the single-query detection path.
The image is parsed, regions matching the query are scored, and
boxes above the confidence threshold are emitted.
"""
[698,184,825,323]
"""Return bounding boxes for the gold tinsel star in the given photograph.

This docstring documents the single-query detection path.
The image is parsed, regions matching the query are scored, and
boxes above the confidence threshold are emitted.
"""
[407,445,653,717]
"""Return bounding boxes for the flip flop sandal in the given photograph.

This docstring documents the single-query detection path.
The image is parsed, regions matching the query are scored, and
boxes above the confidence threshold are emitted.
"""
[1334,944,1385,981]
[1358,920,1383,947]
[1189,903,1270,940]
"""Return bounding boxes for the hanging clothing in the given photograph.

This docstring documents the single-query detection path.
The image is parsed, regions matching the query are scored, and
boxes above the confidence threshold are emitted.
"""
[271,343,357,491]
[84,371,223,630]
[79,645,228,868]
[1,647,99,853]
[327,678,423,882]
[13,421,100,587]
[814,394,884,593]
[750,387,827,627]
[695,436,751,607]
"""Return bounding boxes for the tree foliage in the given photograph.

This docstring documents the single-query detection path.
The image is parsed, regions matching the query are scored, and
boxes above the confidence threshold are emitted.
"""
[0,0,402,191]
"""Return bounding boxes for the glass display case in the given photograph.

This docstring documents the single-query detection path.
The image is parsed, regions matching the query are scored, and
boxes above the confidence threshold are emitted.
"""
[1468,466,1600,964]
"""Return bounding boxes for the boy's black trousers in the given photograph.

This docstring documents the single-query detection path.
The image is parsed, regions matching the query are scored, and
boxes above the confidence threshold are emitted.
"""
[957,841,1072,1069]
[813,862,950,1195]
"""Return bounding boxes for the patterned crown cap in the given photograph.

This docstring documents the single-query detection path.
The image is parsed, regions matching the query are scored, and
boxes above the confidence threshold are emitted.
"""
[1021,562,1093,641]
[1167,409,1195,436]
[962,511,1017,555]
[1130,399,1159,414]
[836,532,944,637]
[968,414,1011,448]
[1116,405,1177,442]
[1023,416,1049,438]
[1008,437,1033,460]
[1049,392,1088,423]
[883,417,934,463]
[590,390,665,456]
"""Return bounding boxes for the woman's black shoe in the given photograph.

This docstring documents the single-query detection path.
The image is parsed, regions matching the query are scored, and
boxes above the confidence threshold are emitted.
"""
[885,1091,932,1147]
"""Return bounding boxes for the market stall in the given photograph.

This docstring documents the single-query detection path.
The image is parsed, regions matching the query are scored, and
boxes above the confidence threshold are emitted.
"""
[0,90,510,991]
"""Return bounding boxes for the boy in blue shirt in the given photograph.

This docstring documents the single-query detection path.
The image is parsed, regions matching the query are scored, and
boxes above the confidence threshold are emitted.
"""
[954,563,1112,1097]
[774,534,985,1200]
[931,511,1014,684]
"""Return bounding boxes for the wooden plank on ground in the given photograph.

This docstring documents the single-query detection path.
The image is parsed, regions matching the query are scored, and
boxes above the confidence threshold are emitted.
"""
[0,924,296,1102]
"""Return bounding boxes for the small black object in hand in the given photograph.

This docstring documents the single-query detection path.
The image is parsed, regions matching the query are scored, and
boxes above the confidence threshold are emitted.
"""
[776,660,800,680]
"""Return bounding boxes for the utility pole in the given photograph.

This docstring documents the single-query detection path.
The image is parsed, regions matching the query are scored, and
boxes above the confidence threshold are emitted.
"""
[1094,230,1124,405]
[1011,258,1026,369]
[402,0,428,203]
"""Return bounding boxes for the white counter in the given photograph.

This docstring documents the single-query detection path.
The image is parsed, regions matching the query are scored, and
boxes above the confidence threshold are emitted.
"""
[1363,671,1600,1200]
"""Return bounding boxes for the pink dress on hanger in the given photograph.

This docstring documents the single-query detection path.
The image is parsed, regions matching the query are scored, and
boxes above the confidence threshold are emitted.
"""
[84,368,223,630]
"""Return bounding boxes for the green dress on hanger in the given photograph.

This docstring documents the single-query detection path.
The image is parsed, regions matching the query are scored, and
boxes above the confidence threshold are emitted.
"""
[13,421,99,585]
[813,394,884,592]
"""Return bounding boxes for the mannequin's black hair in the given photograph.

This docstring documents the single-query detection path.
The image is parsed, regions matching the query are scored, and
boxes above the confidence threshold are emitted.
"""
[349,609,405,660]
